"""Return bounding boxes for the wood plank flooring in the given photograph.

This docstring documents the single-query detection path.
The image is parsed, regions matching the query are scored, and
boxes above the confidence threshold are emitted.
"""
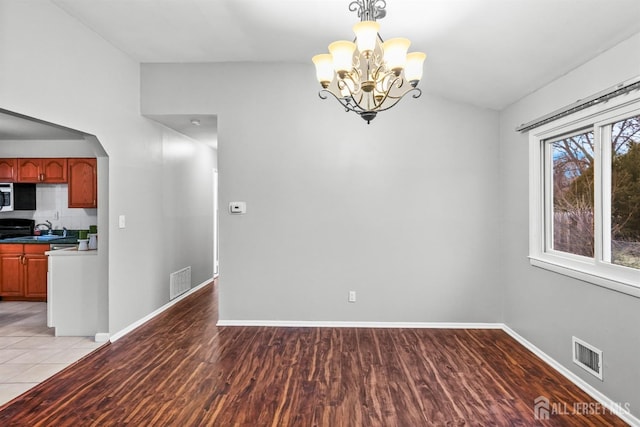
[0,281,629,426]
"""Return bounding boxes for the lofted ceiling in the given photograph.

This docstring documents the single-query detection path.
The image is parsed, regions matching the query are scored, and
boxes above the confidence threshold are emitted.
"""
[5,1,640,142]
[51,0,640,111]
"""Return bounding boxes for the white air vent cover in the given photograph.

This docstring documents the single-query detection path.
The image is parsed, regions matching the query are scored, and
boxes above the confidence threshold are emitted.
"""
[572,336,603,380]
[170,266,191,300]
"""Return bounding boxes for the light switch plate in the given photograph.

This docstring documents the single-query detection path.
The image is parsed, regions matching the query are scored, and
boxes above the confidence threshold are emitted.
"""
[118,215,126,228]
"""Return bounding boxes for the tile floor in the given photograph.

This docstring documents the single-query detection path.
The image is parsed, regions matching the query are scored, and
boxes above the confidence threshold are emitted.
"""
[0,301,104,406]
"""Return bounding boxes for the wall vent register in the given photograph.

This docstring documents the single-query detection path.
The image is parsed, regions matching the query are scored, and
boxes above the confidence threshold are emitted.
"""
[572,336,603,380]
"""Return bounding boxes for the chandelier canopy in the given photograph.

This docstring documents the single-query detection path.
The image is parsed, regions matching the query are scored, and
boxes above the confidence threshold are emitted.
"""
[312,0,426,124]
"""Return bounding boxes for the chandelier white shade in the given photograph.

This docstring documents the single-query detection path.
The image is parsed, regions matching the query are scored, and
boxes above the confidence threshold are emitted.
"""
[312,0,426,123]
[353,21,379,53]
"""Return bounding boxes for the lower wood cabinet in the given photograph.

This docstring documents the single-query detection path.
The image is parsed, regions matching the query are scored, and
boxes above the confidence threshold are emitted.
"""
[0,244,48,301]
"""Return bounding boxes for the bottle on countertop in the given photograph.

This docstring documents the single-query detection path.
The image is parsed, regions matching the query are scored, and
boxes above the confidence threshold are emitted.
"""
[88,233,97,250]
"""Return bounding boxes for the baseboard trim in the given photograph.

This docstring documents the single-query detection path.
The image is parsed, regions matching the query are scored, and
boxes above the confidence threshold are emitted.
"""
[109,278,213,343]
[502,325,639,426]
[215,320,504,329]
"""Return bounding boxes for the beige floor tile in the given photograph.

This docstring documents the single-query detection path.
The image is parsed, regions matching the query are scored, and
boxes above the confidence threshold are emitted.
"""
[5,363,68,383]
[0,337,27,349]
[72,339,104,349]
[5,349,65,364]
[0,364,36,382]
[6,336,82,350]
[42,347,95,364]
[0,349,29,364]
[0,301,101,401]
[0,326,53,337]
[0,382,38,407]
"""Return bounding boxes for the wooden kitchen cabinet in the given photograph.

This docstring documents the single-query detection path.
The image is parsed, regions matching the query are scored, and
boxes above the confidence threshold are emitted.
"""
[0,244,48,301]
[0,159,16,181]
[23,245,48,298]
[0,245,23,297]
[68,158,97,208]
[17,158,67,183]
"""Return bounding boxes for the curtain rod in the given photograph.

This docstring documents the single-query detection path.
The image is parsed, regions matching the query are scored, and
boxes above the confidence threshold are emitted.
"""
[515,75,640,132]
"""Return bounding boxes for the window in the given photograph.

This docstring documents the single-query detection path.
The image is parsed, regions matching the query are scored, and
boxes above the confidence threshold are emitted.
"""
[530,94,640,296]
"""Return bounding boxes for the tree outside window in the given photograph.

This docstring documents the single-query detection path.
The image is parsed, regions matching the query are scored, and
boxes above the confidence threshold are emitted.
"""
[548,115,640,270]
[610,115,640,269]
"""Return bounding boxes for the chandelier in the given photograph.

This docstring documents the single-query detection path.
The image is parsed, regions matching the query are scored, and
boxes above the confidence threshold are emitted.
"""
[312,0,426,124]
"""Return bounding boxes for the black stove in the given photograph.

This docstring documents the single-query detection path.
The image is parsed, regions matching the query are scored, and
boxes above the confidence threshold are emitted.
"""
[0,218,35,239]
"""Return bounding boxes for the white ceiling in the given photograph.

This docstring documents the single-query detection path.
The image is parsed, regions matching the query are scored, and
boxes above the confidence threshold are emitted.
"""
[52,0,640,111]
[5,0,640,142]
[146,114,218,148]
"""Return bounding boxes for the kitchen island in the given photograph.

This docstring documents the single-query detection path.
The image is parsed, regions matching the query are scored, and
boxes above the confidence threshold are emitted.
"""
[46,247,100,337]
[0,234,101,338]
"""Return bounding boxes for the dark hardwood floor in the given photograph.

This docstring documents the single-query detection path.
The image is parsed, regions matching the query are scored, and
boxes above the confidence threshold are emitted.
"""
[0,281,629,426]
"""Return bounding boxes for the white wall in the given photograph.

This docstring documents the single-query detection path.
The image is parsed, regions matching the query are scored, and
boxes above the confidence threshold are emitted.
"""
[160,127,217,287]
[142,62,502,323]
[0,0,215,334]
[499,32,640,417]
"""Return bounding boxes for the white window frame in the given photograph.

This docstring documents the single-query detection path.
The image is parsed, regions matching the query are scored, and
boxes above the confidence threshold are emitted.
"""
[529,92,640,298]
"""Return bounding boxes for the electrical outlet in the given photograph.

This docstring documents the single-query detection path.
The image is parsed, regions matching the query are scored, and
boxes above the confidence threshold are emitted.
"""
[348,291,356,303]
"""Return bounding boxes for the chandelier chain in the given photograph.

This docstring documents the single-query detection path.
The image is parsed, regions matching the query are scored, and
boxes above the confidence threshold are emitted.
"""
[348,0,387,22]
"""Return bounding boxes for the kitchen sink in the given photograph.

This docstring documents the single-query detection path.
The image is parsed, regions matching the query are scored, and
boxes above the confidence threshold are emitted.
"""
[3,235,64,241]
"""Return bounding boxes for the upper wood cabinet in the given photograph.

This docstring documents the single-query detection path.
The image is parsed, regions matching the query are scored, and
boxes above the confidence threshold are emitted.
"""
[68,158,97,208]
[17,158,67,183]
[0,159,16,181]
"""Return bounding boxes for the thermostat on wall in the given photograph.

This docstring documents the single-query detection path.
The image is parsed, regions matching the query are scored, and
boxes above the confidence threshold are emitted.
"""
[229,201,247,214]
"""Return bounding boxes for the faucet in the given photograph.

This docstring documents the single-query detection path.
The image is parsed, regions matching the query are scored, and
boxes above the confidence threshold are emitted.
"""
[62,227,67,237]
[35,220,53,235]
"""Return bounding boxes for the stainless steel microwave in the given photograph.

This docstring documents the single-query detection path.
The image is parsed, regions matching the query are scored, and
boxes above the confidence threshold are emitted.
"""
[0,183,13,211]
[0,183,37,212]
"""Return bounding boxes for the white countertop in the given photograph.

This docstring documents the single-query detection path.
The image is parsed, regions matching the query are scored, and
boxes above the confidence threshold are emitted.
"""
[46,247,98,256]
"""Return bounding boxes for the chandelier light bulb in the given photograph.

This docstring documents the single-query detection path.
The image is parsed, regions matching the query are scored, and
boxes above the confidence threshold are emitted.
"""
[382,37,411,75]
[353,21,380,56]
[328,40,356,78]
[405,52,427,85]
[312,54,334,88]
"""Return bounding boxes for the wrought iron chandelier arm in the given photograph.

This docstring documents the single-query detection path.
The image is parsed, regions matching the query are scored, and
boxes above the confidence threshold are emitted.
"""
[338,71,362,95]
[372,87,422,113]
[318,89,366,114]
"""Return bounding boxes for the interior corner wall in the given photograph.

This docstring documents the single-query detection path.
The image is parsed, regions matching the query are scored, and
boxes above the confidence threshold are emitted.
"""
[141,62,502,324]
[0,0,215,335]
[499,32,640,417]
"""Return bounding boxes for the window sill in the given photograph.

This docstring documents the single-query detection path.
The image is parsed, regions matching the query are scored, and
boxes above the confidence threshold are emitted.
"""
[529,256,640,299]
